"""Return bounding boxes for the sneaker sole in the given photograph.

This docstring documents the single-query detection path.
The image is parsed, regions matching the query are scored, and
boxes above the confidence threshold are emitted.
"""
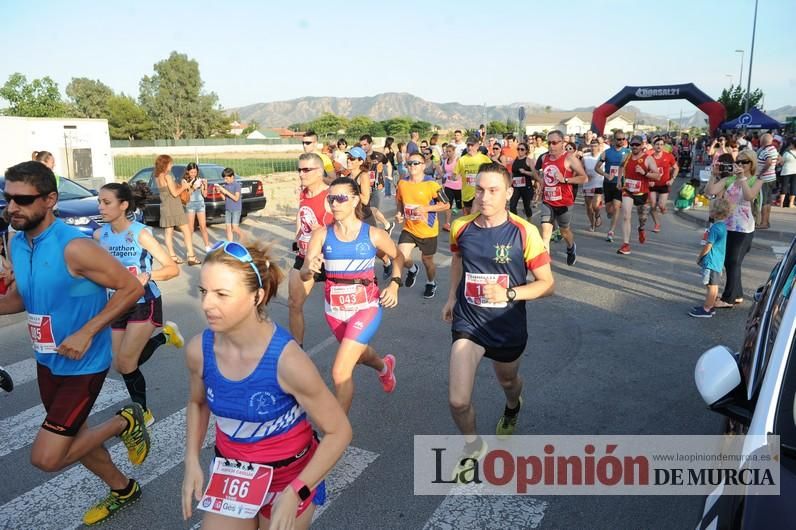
[121,404,151,466]
[163,321,184,348]
[380,355,396,393]
[83,485,142,526]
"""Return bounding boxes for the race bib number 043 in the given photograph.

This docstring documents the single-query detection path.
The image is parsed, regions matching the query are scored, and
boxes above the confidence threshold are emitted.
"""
[198,458,274,519]
[329,284,369,312]
[464,273,509,308]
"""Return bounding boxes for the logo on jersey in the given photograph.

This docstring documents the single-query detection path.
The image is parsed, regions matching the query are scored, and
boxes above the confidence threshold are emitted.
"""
[494,244,512,264]
[353,321,364,330]
[206,388,214,402]
[356,242,371,257]
[298,206,319,235]
[125,230,135,244]
[542,165,559,186]
[250,391,277,415]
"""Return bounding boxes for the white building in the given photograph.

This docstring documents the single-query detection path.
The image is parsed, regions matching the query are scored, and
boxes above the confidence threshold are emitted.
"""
[524,112,636,136]
[0,116,114,183]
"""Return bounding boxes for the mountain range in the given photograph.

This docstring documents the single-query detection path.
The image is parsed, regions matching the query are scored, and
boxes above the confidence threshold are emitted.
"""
[227,93,794,130]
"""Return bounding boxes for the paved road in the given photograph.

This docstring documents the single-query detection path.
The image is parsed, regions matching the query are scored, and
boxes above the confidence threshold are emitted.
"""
[0,194,781,529]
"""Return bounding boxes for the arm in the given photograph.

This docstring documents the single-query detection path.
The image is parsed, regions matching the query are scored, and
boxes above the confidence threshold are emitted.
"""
[705,174,726,196]
[200,179,208,198]
[138,229,179,282]
[739,176,765,202]
[671,158,680,180]
[299,227,327,282]
[60,239,144,359]
[563,154,588,185]
[163,175,188,198]
[0,282,25,315]
[418,187,452,214]
[358,172,371,206]
[371,227,404,308]
[181,335,211,520]
[442,252,463,322]
[594,154,607,177]
[644,156,661,181]
[698,243,713,263]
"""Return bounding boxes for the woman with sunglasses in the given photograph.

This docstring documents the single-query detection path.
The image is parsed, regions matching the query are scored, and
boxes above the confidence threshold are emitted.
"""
[95,182,183,426]
[182,240,351,529]
[422,148,438,181]
[509,142,534,221]
[705,153,764,309]
[300,177,404,414]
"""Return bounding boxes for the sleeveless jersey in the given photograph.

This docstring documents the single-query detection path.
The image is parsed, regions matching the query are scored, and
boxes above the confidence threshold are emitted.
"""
[202,323,312,462]
[603,147,629,186]
[10,220,112,375]
[653,151,676,186]
[322,222,380,317]
[296,188,333,258]
[98,222,160,303]
[541,153,574,207]
[623,155,651,195]
[511,157,532,188]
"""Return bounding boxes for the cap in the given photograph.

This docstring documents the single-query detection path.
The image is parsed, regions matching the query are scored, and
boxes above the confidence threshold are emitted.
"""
[773,134,783,145]
[346,146,367,160]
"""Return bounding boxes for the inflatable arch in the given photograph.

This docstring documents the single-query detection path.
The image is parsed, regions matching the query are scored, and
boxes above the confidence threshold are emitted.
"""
[590,84,726,135]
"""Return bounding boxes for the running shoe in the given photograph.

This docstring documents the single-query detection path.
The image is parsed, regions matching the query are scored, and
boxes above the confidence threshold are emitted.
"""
[386,222,395,236]
[638,228,646,244]
[0,367,13,393]
[443,222,451,232]
[652,223,661,233]
[617,243,631,255]
[82,480,142,526]
[378,354,396,393]
[423,282,437,299]
[605,230,614,242]
[117,403,151,466]
[143,408,155,428]
[496,396,523,439]
[382,260,393,281]
[566,243,577,266]
[688,306,715,318]
[405,265,418,288]
[551,229,562,242]
[162,321,184,349]
[451,438,489,483]
[595,215,603,228]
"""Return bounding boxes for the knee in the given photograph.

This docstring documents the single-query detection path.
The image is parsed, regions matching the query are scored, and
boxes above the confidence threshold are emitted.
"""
[448,396,471,415]
[331,365,353,386]
[114,355,137,375]
[31,450,64,473]
[496,374,521,391]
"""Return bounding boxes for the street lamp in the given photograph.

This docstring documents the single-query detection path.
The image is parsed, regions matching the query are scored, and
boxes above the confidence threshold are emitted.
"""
[744,0,759,114]
[734,49,744,87]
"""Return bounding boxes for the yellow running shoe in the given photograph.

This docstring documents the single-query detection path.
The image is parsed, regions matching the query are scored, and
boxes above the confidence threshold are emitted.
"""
[143,408,155,428]
[83,480,141,526]
[451,438,488,483]
[162,320,184,348]
[496,396,523,439]
[117,403,150,466]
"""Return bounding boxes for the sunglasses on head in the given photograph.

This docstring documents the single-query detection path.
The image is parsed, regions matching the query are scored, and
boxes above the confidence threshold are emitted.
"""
[3,192,45,206]
[326,194,354,205]
[210,241,262,288]
[297,167,319,174]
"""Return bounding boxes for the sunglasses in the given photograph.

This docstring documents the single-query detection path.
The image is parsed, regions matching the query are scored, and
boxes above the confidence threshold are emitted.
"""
[297,167,319,173]
[517,147,527,151]
[615,138,626,141]
[630,143,642,147]
[548,140,562,145]
[327,194,354,204]
[347,156,361,161]
[737,159,752,165]
[302,141,314,145]
[406,160,424,166]
[3,192,45,206]
[210,241,262,288]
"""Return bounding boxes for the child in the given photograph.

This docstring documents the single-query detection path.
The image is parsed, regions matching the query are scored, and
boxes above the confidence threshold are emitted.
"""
[689,198,731,318]
[217,167,243,241]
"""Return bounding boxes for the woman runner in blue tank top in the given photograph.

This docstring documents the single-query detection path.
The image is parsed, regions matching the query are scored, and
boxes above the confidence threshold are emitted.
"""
[95,183,183,427]
[300,176,404,414]
[182,241,351,529]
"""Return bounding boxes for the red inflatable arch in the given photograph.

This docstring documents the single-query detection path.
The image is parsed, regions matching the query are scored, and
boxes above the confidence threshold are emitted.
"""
[590,83,726,135]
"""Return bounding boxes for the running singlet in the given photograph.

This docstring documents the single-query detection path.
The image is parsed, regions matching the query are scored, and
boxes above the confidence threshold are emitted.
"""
[98,221,160,303]
[541,153,574,207]
[10,220,112,376]
[396,177,443,239]
[653,151,677,186]
[202,323,312,462]
[455,153,493,202]
[296,188,333,258]
[623,155,651,195]
[449,213,550,348]
[322,223,380,317]
[511,158,532,188]
[603,147,629,186]
[443,158,461,190]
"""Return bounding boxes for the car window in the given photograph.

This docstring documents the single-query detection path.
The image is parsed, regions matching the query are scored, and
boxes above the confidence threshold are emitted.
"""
[130,169,152,186]
[773,269,796,448]
[199,166,224,182]
[55,178,93,200]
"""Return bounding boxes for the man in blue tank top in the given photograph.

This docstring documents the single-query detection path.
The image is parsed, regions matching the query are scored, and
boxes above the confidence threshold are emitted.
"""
[0,161,153,526]
[594,133,630,242]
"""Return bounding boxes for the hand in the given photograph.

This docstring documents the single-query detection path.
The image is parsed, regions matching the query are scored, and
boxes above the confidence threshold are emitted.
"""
[395,212,404,224]
[270,487,300,530]
[442,299,455,322]
[181,460,204,520]
[136,272,151,286]
[57,329,93,360]
[379,284,399,308]
[307,254,324,275]
[482,281,509,304]
[635,165,646,175]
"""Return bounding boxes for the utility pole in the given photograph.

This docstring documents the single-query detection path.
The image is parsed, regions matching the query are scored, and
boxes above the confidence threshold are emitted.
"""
[744,0,758,114]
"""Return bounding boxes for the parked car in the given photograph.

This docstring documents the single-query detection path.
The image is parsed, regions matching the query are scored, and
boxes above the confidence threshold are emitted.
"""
[128,164,266,225]
[694,237,796,529]
[0,175,103,237]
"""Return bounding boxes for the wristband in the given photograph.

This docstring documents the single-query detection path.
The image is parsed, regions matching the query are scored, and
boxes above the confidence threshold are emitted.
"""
[290,479,311,501]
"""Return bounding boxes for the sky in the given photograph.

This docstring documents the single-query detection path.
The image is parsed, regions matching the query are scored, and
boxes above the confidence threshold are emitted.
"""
[1,0,793,120]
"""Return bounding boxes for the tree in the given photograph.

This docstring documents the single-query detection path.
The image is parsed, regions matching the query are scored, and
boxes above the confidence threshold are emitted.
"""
[65,77,113,118]
[409,120,433,137]
[139,51,228,139]
[381,117,413,137]
[487,120,508,135]
[308,113,349,136]
[107,94,155,140]
[0,73,68,117]
[346,116,378,138]
[241,120,259,136]
[718,85,764,121]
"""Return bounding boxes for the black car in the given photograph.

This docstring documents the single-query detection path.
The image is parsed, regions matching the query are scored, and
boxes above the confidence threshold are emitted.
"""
[128,164,266,225]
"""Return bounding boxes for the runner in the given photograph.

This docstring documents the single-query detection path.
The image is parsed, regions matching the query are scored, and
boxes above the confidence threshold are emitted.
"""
[441,144,462,231]
[181,240,351,529]
[395,152,450,298]
[451,129,468,156]
[0,161,151,525]
[95,182,185,426]
[509,142,534,220]
[288,153,334,348]
[649,136,679,233]
[301,130,336,184]
[442,162,554,479]
[300,176,403,413]
[535,130,588,265]
[582,139,604,231]
[594,132,630,242]
[358,135,395,234]
[616,135,661,255]
[454,137,492,215]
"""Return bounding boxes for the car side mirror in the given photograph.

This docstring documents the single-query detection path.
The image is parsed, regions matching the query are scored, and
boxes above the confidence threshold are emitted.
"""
[89,189,98,196]
[695,345,752,425]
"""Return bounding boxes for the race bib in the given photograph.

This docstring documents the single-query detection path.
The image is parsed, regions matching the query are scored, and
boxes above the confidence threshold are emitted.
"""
[297,234,311,256]
[625,179,642,193]
[609,166,619,180]
[465,173,477,187]
[403,204,423,221]
[512,176,526,187]
[543,186,563,202]
[198,458,274,520]
[108,266,141,298]
[27,313,57,353]
[329,284,369,312]
[464,273,509,308]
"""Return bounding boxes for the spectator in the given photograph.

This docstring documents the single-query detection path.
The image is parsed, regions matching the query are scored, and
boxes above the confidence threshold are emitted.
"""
[689,198,731,318]
[154,155,199,265]
[778,137,796,208]
[217,167,243,241]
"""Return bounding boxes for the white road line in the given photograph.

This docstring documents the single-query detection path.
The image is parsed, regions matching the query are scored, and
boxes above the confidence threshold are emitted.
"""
[313,446,379,522]
[0,409,216,530]
[422,489,548,530]
[3,358,37,388]
[0,378,128,458]
[306,335,338,358]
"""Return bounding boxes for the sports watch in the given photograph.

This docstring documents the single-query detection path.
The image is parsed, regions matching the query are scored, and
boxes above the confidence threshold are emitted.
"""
[390,277,404,287]
[506,287,517,302]
[290,478,311,501]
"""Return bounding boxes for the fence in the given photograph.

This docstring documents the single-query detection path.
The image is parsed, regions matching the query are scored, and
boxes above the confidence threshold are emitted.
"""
[110,138,303,148]
[113,156,298,180]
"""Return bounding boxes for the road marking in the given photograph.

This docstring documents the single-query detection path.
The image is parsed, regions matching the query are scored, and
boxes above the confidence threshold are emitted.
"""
[0,378,128,458]
[306,335,338,358]
[422,487,548,530]
[0,409,216,530]
[313,446,379,522]
[3,358,37,387]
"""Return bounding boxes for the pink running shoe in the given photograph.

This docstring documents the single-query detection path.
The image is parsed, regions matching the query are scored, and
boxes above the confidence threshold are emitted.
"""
[378,354,396,393]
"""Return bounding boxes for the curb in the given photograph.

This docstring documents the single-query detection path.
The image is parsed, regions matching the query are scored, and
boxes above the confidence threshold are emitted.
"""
[674,209,794,251]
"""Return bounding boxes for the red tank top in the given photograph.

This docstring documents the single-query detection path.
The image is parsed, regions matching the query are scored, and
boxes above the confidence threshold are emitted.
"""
[541,153,574,207]
[653,152,675,186]
[623,155,650,195]
[296,188,333,257]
